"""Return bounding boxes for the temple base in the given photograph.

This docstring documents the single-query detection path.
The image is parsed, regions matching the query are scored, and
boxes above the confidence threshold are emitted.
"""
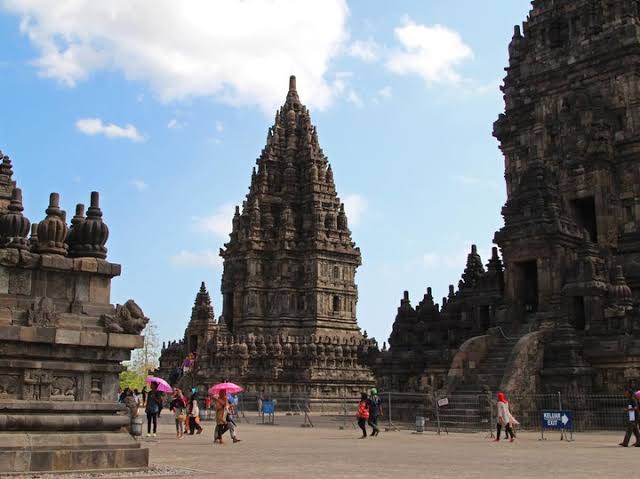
[0,432,148,473]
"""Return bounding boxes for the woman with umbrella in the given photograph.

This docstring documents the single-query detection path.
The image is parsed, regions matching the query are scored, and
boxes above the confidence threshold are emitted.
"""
[209,382,243,444]
[144,377,172,438]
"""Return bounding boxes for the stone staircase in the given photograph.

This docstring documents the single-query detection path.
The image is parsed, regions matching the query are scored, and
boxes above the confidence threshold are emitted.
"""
[436,335,521,431]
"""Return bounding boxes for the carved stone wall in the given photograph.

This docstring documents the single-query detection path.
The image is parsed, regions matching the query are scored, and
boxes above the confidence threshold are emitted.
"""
[379,0,640,397]
[0,150,149,473]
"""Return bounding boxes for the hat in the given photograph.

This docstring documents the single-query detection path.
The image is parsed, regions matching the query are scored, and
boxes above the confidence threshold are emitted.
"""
[370,388,378,395]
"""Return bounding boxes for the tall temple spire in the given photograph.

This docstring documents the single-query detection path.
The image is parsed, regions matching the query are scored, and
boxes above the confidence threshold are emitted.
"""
[220,76,362,337]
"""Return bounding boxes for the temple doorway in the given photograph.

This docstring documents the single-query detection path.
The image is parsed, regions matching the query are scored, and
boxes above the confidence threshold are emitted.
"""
[516,260,538,313]
[572,296,586,331]
[572,196,598,243]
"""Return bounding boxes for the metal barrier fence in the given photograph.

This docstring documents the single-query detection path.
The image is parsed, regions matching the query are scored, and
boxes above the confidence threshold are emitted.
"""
[198,391,628,433]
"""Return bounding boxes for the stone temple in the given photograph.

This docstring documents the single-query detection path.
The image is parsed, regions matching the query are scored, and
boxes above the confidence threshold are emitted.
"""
[159,77,376,401]
[0,151,149,472]
[374,0,640,399]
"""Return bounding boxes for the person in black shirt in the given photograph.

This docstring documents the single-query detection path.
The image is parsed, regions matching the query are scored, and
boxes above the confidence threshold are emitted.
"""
[620,389,640,447]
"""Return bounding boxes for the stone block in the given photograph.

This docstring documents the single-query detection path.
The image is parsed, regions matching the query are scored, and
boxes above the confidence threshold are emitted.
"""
[0,325,20,341]
[75,258,98,273]
[108,333,144,349]
[89,276,111,304]
[40,255,73,271]
[8,269,32,296]
[110,263,122,277]
[45,271,73,300]
[0,266,9,294]
[74,276,90,302]
[80,331,108,347]
[55,329,81,345]
[19,326,56,344]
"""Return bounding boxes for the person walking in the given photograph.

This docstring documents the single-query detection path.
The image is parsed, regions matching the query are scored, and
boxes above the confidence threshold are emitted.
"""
[214,391,229,444]
[141,386,148,407]
[145,383,162,437]
[170,389,188,439]
[494,392,517,442]
[620,389,640,447]
[356,393,370,439]
[367,388,382,437]
[188,391,203,435]
[227,393,242,443]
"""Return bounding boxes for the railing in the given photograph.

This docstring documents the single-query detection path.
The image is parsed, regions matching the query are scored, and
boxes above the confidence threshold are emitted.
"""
[219,391,630,433]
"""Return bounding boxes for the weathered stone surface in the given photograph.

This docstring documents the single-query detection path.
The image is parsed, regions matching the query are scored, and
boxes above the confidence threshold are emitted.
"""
[159,77,376,400]
[376,0,640,398]
[0,152,148,472]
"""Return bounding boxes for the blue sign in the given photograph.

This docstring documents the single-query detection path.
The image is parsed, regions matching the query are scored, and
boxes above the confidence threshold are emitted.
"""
[542,410,573,430]
[262,400,275,414]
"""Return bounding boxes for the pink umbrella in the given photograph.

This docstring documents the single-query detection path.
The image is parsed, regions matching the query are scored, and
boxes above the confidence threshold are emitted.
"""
[145,376,173,393]
[208,382,243,395]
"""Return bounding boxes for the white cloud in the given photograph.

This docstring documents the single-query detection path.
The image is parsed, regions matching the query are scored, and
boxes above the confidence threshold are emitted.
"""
[372,85,392,104]
[348,39,379,63]
[346,90,363,108]
[129,179,149,191]
[167,118,187,130]
[193,202,235,238]
[4,0,349,111]
[170,249,222,268]
[215,121,224,133]
[386,18,473,84]
[331,72,362,108]
[75,118,144,142]
[343,194,367,226]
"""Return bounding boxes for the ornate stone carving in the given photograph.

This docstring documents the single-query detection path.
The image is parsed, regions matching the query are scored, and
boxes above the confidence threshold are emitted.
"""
[0,188,30,249]
[37,192,68,255]
[0,374,19,399]
[101,299,149,334]
[26,297,59,328]
[51,376,77,401]
[23,370,52,400]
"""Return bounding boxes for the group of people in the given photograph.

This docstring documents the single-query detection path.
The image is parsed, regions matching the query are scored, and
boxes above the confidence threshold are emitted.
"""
[167,388,241,444]
[356,388,383,438]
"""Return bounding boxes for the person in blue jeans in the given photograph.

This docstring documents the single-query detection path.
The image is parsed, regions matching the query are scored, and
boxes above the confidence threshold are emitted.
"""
[145,383,162,437]
[367,388,382,437]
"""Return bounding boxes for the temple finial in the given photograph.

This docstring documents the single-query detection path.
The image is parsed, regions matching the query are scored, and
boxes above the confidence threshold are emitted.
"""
[289,75,297,92]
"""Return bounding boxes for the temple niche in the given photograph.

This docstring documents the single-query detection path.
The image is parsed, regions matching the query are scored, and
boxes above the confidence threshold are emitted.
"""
[0,151,149,473]
[159,77,376,402]
[375,0,640,398]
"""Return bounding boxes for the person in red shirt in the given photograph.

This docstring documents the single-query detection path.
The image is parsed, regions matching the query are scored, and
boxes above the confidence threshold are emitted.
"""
[356,393,370,439]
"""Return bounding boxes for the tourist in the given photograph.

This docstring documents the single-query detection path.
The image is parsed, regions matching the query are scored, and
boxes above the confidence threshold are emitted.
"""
[133,388,141,407]
[214,391,229,444]
[227,393,242,443]
[141,386,148,407]
[170,389,188,439]
[494,392,517,442]
[619,389,640,447]
[183,353,195,375]
[145,383,162,437]
[123,388,139,418]
[367,388,382,437]
[258,391,264,414]
[118,387,129,403]
[204,394,213,420]
[356,393,370,438]
[188,391,203,435]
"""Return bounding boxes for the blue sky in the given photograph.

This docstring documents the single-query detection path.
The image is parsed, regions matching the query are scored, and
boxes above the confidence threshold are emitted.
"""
[0,0,532,346]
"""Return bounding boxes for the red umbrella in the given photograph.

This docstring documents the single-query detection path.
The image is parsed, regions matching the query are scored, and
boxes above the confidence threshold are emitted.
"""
[145,376,173,393]
[208,382,243,395]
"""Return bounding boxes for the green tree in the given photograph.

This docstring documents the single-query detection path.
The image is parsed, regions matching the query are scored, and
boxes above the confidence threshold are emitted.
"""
[120,320,161,390]
[119,368,145,391]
